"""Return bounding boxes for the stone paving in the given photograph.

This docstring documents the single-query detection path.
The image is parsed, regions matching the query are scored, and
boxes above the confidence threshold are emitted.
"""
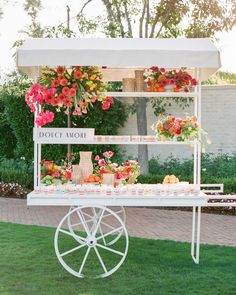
[0,197,236,246]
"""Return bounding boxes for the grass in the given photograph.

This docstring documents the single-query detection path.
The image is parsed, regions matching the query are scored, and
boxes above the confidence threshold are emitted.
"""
[0,222,236,295]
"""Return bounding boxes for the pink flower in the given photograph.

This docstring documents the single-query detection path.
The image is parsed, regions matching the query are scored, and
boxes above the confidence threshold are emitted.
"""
[65,170,72,179]
[103,151,114,158]
[160,68,165,72]
[191,79,197,86]
[95,155,100,161]
[25,83,48,112]
[164,124,170,130]
[82,106,87,114]
[82,92,89,99]
[102,101,111,110]
[98,159,106,166]
[90,96,97,103]
[72,107,82,116]
[54,171,60,178]
[150,66,159,71]
[35,110,54,127]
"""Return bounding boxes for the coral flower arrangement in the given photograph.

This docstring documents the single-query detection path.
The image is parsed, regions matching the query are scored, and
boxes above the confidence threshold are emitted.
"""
[94,151,140,184]
[40,161,72,185]
[152,115,210,144]
[144,67,197,92]
[25,66,114,126]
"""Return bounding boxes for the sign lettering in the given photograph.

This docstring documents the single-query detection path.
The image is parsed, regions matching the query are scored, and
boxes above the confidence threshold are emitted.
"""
[34,128,94,144]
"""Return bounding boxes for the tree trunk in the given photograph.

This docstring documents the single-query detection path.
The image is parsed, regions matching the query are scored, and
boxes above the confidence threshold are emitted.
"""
[136,98,149,174]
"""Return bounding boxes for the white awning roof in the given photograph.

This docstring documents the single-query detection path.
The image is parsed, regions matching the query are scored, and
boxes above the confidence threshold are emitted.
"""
[16,38,221,80]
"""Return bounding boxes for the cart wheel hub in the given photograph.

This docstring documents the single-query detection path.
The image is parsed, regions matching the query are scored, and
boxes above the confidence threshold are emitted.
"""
[86,236,97,247]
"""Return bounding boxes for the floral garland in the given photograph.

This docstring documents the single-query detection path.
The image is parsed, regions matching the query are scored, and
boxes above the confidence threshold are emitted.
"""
[152,115,210,145]
[144,67,197,92]
[25,66,114,126]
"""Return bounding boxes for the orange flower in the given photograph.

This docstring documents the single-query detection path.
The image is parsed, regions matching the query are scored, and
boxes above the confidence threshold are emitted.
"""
[51,79,59,88]
[57,66,64,75]
[72,83,79,90]
[62,87,70,96]
[74,71,83,79]
[68,88,76,97]
[158,74,167,82]
[60,78,68,86]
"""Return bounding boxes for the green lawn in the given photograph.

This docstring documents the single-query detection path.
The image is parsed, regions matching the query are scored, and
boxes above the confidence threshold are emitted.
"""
[0,222,236,295]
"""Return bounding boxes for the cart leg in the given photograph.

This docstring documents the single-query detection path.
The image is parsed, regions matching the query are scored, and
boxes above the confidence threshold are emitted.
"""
[191,206,201,264]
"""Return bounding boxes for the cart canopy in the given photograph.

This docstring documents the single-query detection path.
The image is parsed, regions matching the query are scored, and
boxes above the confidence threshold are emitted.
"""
[16,38,221,80]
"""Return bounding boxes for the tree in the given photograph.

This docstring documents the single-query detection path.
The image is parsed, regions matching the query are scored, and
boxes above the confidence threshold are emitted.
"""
[22,0,44,37]
[76,0,236,173]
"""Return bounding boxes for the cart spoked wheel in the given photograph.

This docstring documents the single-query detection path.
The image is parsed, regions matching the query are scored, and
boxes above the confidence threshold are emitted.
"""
[55,205,129,278]
[67,206,126,246]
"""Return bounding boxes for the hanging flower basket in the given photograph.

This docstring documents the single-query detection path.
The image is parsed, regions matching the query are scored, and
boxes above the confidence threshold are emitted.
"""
[25,66,114,126]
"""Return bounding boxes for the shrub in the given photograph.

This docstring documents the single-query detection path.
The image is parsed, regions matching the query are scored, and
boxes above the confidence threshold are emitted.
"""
[0,74,34,159]
[0,182,29,198]
[0,158,33,189]
[0,88,17,158]
[149,153,236,179]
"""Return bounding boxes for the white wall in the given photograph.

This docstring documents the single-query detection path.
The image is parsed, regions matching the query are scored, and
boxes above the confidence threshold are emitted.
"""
[118,85,236,161]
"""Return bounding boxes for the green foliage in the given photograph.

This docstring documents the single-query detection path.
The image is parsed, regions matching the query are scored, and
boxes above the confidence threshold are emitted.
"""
[0,90,16,158]
[148,153,236,179]
[204,71,236,85]
[1,74,33,159]
[76,1,236,39]
[22,0,43,38]
[150,96,193,117]
[0,158,33,189]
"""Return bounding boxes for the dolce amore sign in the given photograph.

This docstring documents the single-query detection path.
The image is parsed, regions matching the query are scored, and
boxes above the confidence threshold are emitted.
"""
[33,128,95,144]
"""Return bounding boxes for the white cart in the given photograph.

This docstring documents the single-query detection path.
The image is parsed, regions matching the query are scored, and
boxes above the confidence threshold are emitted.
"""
[17,38,225,278]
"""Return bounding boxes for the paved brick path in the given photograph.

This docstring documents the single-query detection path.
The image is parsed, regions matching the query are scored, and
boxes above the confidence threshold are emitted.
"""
[0,197,235,246]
